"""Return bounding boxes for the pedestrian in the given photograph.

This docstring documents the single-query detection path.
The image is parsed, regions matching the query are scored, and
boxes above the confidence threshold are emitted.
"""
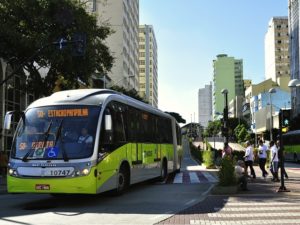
[244,141,256,179]
[235,160,248,191]
[269,140,279,182]
[258,140,268,178]
[276,140,288,179]
[222,142,233,159]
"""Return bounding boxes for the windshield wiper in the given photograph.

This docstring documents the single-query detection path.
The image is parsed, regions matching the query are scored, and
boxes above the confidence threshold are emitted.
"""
[22,121,53,162]
[43,121,52,147]
[54,119,69,162]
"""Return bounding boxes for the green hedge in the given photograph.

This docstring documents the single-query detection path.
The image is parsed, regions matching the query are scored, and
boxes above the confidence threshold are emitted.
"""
[190,142,203,163]
[218,157,237,186]
[203,150,215,168]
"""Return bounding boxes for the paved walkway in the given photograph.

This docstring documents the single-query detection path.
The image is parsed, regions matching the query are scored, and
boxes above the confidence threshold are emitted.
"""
[157,163,300,225]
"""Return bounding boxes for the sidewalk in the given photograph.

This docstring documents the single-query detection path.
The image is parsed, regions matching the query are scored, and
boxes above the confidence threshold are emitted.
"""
[157,164,300,225]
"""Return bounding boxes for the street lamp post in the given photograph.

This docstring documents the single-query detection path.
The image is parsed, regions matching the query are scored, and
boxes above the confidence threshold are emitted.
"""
[288,79,300,118]
[268,88,276,141]
[221,89,229,143]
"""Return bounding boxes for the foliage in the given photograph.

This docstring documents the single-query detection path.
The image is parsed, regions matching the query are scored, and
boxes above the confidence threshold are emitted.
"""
[110,85,147,103]
[225,118,248,139]
[190,143,203,163]
[218,157,236,186]
[234,124,250,143]
[0,0,113,97]
[206,120,222,137]
[165,112,186,124]
[203,151,215,169]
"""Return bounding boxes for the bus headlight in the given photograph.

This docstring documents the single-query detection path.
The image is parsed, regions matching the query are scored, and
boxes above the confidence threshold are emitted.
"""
[8,168,18,176]
[82,168,90,175]
[75,168,91,176]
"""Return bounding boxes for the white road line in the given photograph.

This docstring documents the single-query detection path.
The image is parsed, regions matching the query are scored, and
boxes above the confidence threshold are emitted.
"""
[185,199,196,206]
[173,172,183,183]
[223,201,298,206]
[202,172,218,182]
[189,172,200,183]
[208,212,300,218]
[214,206,300,212]
[190,219,300,225]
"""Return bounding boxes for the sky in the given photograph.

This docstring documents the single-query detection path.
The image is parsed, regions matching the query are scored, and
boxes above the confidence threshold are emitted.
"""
[139,0,289,125]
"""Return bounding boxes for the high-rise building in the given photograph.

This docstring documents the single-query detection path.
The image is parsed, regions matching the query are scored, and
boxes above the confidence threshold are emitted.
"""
[265,17,290,82]
[88,0,139,90]
[138,25,158,108]
[198,83,212,127]
[212,54,244,120]
[289,0,300,117]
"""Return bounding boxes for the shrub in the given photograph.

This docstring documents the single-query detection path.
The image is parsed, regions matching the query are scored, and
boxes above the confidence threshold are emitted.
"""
[218,157,237,186]
[190,143,203,163]
[203,150,215,168]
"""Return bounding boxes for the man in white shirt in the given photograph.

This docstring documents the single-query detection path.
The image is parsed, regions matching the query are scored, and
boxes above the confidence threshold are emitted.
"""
[270,140,279,182]
[78,128,93,145]
[244,141,256,179]
[258,140,268,178]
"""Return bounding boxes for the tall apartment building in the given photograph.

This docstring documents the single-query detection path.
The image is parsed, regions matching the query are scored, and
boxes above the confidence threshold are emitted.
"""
[138,25,158,108]
[198,83,212,127]
[289,0,300,117]
[213,54,244,120]
[265,17,290,82]
[88,0,139,90]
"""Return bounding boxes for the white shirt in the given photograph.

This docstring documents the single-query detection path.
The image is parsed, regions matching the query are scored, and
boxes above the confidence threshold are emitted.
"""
[78,135,93,144]
[270,145,279,162]
[244,146,254,161]
[235,165,244,178]
[258,144,267,159]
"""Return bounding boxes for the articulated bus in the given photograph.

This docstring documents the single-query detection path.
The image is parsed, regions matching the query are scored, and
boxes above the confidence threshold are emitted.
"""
[282,130,300,162]
[4,89,181,194]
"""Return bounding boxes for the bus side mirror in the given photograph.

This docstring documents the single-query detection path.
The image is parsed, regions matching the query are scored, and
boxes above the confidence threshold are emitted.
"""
[4,111,14,130]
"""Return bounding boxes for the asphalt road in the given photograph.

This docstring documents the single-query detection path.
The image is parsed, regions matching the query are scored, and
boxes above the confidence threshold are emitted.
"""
[0,139,214,225]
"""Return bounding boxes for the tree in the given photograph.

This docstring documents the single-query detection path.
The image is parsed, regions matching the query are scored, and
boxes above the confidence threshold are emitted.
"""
[0,0,113,98]
[110,85,147,103]
[164,112,186,124]
[206,120,222,137]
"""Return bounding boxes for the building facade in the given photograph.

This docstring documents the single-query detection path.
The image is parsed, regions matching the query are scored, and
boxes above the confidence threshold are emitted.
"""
[212,54,244,120]
[265,17,290,82]
[89,0,139,90]
[289,0,300,117]
[251,88,291,134]
[138,25,158,108]
[198,83,212,127]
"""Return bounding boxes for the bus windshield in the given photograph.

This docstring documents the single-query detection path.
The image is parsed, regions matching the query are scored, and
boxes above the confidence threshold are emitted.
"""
[11,105,101,160]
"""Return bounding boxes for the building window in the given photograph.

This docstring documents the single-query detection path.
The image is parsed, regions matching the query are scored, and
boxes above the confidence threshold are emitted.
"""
[139,60,145,65]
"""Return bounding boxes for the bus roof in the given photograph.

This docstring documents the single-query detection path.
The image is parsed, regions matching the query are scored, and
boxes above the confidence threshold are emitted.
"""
[27,89,173,120]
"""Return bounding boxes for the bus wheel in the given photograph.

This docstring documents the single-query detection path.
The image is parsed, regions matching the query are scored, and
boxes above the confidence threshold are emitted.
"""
[116,165,129,195]
[159,160,168,182]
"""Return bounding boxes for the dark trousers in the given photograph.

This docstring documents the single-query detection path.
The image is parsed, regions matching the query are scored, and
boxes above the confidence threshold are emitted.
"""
[238,176,248,190]
[258,158,268,177]
[245,160,256,178]
[278,161,288,178]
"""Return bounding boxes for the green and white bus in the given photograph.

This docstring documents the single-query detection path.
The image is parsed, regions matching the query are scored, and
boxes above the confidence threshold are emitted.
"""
[4,89,181,194]
[282,130,300,162]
